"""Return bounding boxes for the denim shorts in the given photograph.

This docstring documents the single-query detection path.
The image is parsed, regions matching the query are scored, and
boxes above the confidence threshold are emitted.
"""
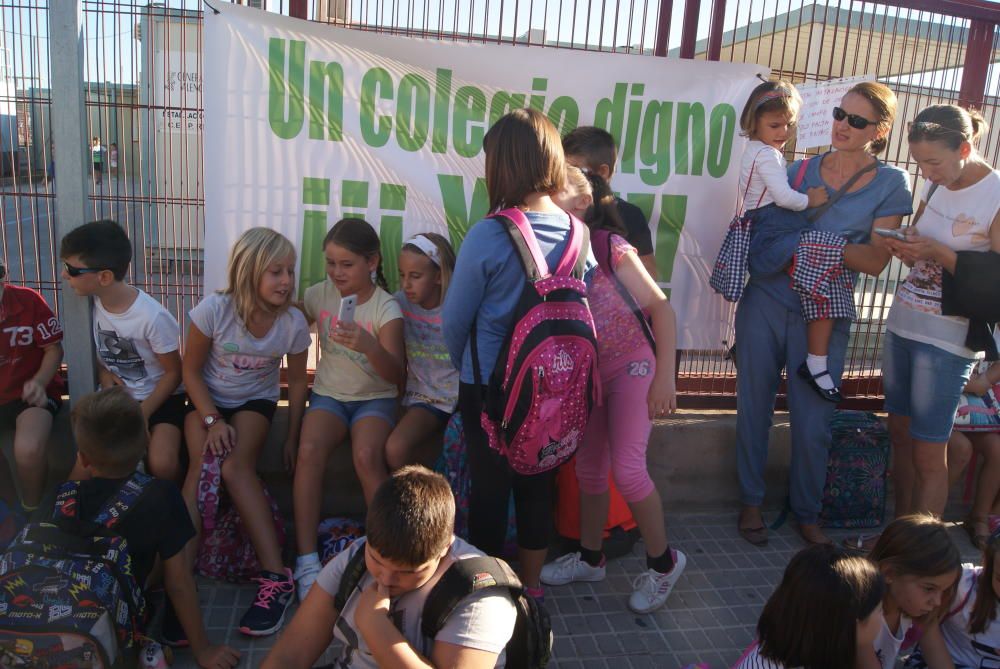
[307,392,398,427]
[405,402,452,424]
[882,331,977,443]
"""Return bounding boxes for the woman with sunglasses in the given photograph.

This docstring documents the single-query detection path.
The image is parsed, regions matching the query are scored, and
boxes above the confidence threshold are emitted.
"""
[736,81,913,547]
[879,105,999,532]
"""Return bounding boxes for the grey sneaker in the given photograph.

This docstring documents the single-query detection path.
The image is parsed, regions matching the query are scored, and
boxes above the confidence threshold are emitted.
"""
[540,552,606,586]
[628,549,686,614]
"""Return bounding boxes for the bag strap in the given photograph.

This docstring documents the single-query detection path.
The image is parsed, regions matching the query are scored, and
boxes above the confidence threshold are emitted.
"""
[737,150,767,217]
[334,543,371,613]
[421,555,523,640]
[92,472,153,529]
[792,158,810,190]
[551,214,588,278]
[494,208,549,280]
[591,229,656,353]
[806,158,878,223]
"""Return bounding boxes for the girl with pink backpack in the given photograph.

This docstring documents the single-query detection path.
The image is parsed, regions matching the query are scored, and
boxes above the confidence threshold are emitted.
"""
[540,167,686,613]
[442,108,597,600]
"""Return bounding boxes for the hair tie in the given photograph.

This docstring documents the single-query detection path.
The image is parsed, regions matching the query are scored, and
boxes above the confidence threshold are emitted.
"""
[753,90,791,112]
[405,234,440,267]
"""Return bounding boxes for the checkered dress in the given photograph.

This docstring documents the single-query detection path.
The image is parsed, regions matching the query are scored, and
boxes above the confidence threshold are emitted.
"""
[790,230,857,322]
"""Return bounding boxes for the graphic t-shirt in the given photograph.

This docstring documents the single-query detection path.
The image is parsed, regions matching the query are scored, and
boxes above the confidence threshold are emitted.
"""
[395,292,458,413]
[588,234,652,363]
[941,564,1000,667]
[304,280,401,402]
[188,293,311,407]
[93,289,183,401]
[887,171,1000,358]
[0,284,64,403]
[316,537,516,668]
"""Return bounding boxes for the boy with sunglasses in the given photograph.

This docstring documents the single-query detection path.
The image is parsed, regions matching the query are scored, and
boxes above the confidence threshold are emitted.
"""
[0,256,64,511]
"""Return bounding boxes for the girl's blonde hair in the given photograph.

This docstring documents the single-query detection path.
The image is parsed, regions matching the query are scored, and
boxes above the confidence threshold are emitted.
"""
[401,232,456,301]
[869,514,961,579]
[739,79,802,139]
[222,227,296,325]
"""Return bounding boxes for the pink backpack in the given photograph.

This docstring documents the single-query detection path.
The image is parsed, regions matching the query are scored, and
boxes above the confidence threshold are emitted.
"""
[195,451,286,582]
[471,208,599,475]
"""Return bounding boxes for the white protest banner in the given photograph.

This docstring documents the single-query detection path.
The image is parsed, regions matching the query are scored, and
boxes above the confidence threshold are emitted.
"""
[795,74,875,150]
[203,2,764,349]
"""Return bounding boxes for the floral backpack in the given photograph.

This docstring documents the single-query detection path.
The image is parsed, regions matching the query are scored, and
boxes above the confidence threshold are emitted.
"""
[195,451,286,582]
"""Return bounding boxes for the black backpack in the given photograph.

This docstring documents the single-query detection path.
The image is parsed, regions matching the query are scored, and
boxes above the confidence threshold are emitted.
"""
[335,546,552,668]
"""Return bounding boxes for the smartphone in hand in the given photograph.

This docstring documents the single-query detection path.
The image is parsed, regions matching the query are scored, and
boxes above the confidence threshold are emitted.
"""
[874,228,910,242]
[337,294,357,325]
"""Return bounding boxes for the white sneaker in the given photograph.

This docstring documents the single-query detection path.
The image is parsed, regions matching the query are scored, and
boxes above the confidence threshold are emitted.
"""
[539,552,606,586]
[628,549,686,614]
[293,554,322,603]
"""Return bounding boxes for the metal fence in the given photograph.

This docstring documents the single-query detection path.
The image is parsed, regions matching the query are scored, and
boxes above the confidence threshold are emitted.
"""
[1,0,997,407]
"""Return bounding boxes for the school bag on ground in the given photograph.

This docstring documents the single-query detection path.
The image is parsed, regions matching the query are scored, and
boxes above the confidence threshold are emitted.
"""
[820,410,890,528]
[471,207,599,475]
[0,473,150,668]
[195,451,286,582]
[335,546,552,668]
[433,412,518,558]
[317,516,365,566]
[554,458,637,557]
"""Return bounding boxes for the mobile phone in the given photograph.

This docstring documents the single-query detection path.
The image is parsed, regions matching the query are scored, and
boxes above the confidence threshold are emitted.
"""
[337,294,357,325]
[874,228,909,242]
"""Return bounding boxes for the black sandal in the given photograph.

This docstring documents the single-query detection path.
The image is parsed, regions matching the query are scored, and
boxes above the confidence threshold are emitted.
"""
[797,363,843,403]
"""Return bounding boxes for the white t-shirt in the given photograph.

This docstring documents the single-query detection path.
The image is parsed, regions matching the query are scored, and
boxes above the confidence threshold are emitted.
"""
[887,171,1000,358]
[873,610,913,668]
[188,293,311,407]
[316,537,516,668]
[733,643,794,669]
[303,280,402,402]
[941,564,1000,667]
[739,141,810,214]
[93,289,183,401]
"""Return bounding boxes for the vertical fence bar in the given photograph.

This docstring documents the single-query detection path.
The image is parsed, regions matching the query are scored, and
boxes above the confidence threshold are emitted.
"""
[653,0,673,56]
[679,0,701,58]
[959,18,996,109]
[49,0,95,401]
[707,0,727,60]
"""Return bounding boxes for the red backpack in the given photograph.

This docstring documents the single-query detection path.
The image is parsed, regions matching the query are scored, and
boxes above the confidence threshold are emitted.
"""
[471,208,599,475]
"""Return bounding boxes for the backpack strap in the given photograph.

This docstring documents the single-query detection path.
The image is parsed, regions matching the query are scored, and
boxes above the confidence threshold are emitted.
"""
[92,472,153,529]
[791,157,810,191]
[591,229,656,353]
[552,215,588,278]
[334,543,371,613]
[421,555,522,640]
[494,208,549,280]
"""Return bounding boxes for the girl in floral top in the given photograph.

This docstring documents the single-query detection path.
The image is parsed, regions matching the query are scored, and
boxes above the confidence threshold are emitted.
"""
[540,166,684,614]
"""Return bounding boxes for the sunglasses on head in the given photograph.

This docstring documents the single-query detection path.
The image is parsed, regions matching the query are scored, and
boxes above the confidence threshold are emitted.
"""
[833,106,878,130]
[63,262,109,278]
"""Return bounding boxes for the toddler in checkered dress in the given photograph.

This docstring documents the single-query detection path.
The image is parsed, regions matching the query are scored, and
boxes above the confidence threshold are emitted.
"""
[734,80,855,402]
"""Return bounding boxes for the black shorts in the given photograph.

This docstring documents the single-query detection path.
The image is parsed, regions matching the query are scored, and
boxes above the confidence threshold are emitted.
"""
[186,398,277,424]
[0,397,62,430]
[148,394,188,429]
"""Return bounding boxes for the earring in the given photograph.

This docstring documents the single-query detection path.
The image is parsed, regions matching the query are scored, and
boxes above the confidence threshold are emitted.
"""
[370,269,377,284]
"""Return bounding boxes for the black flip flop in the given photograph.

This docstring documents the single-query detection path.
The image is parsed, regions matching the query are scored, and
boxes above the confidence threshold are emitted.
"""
[738,525,769,547]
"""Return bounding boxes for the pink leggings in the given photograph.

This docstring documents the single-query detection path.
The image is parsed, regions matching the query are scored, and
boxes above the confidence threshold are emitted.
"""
[575,346,656,502]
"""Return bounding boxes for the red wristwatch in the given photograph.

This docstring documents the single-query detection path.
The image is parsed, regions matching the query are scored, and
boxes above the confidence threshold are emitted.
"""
[202,413,224,429]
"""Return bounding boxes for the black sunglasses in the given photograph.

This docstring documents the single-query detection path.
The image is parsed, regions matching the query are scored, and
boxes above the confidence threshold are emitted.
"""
[64,262,109,277]
[833,106,878,130]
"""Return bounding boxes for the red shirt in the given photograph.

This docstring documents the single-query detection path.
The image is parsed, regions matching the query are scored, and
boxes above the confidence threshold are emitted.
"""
[1,284,65,403]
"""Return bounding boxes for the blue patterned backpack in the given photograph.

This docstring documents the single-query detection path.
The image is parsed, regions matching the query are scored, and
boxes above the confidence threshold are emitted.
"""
[0,473,150,668]
[820,411,890,528]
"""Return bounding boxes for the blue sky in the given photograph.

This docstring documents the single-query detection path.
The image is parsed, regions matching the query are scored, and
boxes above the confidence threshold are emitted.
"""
[1,1,997,90]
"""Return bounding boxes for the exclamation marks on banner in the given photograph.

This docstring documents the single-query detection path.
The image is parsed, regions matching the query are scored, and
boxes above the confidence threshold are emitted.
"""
[299,177,408,294]
[301,177,331,296]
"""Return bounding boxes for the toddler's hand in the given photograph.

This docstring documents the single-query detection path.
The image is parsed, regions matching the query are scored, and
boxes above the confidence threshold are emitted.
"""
[965,375,991,396]
[806,186,829,208]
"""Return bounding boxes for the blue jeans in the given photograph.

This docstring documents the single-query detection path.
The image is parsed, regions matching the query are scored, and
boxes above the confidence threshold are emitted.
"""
[307,392,398,427]
[735,282,850,524]
[882,331,976,443]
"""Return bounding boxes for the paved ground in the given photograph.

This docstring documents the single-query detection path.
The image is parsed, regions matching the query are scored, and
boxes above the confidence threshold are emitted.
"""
[164,510,981,669]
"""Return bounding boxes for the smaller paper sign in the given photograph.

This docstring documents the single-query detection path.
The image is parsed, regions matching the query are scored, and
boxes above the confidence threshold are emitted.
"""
[795,74,875,150]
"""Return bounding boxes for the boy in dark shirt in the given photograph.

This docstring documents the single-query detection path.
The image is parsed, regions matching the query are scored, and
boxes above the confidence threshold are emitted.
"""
[562,126,658,279]
[45,387,239,669]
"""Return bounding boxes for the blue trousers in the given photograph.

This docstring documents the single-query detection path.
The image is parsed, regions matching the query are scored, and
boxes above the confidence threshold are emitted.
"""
[735,281,850,523]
